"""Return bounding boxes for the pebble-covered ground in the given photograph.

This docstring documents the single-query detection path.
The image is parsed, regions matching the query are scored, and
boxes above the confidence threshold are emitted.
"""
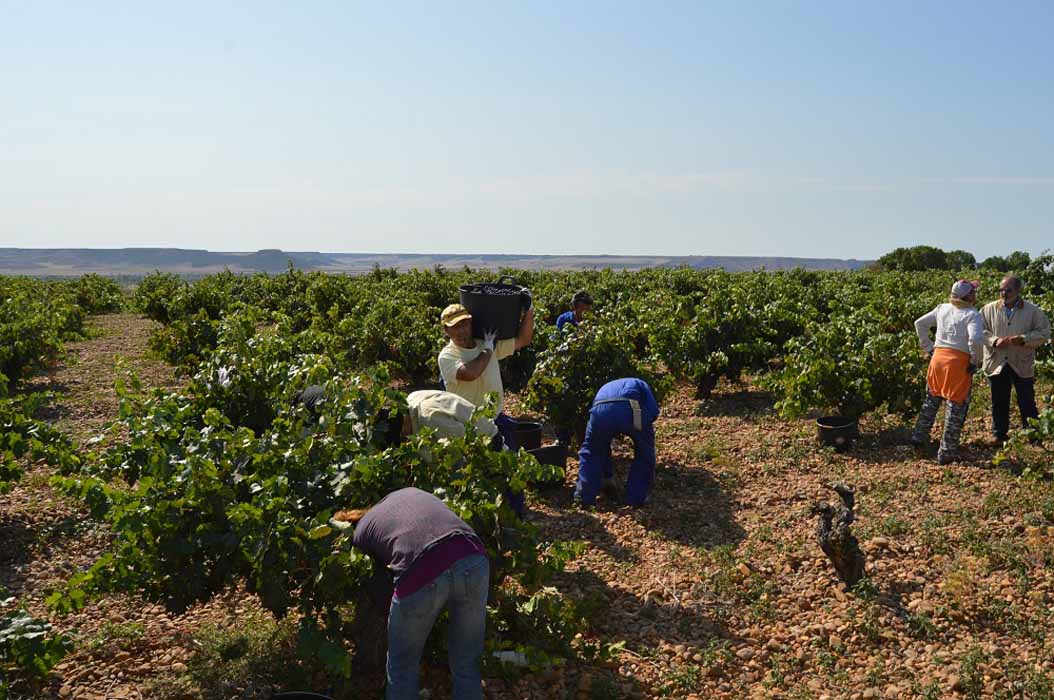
[3,314,1053,699]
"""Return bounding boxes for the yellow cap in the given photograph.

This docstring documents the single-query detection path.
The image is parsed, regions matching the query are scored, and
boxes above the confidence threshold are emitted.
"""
[440,303,472,327]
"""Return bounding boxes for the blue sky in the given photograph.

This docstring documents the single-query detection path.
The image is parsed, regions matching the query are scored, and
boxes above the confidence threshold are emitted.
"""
[2,1,1052,259]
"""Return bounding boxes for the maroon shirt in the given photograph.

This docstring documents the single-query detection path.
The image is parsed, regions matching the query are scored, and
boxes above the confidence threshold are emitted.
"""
[352,487,485,599]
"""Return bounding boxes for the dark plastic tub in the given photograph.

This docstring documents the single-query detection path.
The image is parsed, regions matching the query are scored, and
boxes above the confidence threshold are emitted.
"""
[459,276,528,339]
[817,416,859,452]
[527,443,569,487]
[512,421,543,451]
[527,443,568,467]
[272,693,334,700]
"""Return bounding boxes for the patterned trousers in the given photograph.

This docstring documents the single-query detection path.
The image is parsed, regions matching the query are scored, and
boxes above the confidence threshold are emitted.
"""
[911,390,971,458]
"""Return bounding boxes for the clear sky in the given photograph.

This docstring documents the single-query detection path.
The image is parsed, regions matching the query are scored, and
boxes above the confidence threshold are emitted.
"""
[3,1,1052,259]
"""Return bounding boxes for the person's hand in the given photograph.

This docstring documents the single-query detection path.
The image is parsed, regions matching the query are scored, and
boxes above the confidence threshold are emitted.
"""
[482,329,497,352]
[994,336,1009,348]
[1012,335,1026,346]
[520,287,533,311]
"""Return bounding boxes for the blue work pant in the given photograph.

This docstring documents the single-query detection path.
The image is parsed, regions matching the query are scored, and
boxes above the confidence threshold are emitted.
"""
[386,553,489,700]
[575,402,656,506]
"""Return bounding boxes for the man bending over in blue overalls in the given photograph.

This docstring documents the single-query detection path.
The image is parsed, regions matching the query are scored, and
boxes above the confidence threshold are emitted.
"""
[574,378,660,507]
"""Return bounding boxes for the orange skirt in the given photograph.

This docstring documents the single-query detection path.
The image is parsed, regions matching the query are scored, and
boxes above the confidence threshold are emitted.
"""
[927,347,972,403]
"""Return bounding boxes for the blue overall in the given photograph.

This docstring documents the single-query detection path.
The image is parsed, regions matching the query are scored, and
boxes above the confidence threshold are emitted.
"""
[575,378,659,506]
[555,310,578,331]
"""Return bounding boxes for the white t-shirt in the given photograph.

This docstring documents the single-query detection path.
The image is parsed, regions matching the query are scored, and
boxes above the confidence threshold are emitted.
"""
[406,390,498,439]
[437,338,516,413]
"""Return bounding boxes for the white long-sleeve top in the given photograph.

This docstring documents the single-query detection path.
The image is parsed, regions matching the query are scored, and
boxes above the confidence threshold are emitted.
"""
[914,303,984,366]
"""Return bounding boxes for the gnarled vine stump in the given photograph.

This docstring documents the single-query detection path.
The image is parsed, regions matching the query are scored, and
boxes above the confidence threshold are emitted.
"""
[811,483,866,586]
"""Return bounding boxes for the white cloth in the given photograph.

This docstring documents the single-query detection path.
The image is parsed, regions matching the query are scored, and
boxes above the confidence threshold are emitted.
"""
[437,338,516,413]
[406,390,498,440]
[914,302,984,366]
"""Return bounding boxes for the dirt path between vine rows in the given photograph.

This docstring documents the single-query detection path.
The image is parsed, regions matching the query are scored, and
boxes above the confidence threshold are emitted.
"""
[0,315,272,700]
[1,314,179,614]
[4,314,1054,700]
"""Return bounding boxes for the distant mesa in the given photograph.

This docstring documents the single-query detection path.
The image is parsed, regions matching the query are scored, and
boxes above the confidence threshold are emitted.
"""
[0,248,873,278]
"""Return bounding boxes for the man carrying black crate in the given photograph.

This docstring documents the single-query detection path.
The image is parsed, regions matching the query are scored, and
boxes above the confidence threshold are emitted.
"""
[437,302,534,445]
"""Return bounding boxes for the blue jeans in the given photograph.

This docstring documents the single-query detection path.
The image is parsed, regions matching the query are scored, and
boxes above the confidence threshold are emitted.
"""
[386,553,489,700]
[575,402,656,506]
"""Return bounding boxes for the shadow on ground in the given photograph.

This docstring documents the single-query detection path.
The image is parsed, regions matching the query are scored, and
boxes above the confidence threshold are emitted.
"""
[848,422,1002,468]
[549,566,735,697]
[0,514,40,594]
[0,496,97,597]
[533,506,641,564]
[694,387,778,419]
[643,461,746,550]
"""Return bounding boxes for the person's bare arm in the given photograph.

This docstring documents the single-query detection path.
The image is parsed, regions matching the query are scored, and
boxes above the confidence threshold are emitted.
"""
[514,308,534,351]
[456,348,494,381]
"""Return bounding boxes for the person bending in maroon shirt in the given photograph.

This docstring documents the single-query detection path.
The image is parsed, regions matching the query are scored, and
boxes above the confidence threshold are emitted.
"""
[336,487,488,700]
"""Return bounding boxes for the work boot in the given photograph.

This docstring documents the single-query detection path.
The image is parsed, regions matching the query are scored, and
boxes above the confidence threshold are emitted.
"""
[601,477,620,503]
[936,449,959,465]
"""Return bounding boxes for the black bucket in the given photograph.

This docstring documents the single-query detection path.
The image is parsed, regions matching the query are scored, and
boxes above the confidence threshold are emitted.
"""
[527,443,568,467]
[512,421,543,451]
[527,443,568,488]
[817,416,858,452]
[459,276,528,340]
[272,694,334,700]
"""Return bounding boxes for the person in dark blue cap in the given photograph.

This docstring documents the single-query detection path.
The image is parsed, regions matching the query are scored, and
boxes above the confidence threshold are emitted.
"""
[574,377,660,507]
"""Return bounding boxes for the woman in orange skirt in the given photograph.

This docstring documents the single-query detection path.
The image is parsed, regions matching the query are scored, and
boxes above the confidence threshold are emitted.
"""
[910,280,984,464]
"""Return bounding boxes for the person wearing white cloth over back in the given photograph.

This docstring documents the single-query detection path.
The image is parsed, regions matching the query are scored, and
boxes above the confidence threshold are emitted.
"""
[405,389,501,447]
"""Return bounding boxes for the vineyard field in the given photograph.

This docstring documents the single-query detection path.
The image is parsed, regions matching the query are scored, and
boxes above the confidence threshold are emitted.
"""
[3,265,1054,700]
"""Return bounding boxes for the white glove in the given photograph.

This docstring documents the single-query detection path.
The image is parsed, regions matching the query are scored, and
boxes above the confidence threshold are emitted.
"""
[216,367,232,388]
[482,329,497,352]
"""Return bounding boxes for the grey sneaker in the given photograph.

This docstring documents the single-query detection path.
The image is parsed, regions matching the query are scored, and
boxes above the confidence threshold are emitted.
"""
[936,450,959,465]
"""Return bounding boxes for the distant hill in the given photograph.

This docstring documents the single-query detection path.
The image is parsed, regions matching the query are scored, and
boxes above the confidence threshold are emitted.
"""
[0,248,872,277]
